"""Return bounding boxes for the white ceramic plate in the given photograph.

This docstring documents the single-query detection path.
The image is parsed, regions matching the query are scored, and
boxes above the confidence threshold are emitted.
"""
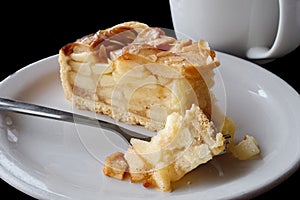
[0,53,299,200]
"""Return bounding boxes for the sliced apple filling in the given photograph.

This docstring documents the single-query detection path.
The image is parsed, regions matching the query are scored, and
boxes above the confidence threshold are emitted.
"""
[65,57,201,130]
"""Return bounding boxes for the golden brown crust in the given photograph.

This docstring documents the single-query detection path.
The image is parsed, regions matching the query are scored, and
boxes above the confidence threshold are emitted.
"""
[60,21,148,57]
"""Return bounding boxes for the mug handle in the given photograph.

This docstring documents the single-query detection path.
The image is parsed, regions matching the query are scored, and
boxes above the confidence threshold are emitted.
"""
[246,0,300,59]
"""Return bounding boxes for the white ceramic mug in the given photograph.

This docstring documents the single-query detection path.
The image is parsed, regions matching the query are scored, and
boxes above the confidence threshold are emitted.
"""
[169,0,300,59]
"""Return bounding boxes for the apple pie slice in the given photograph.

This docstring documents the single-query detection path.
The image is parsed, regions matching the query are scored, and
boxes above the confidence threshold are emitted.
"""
[58,21,245,192]
[58,21,220,131]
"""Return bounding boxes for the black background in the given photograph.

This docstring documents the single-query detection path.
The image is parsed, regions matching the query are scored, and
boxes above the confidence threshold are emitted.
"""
[1,1,299,199]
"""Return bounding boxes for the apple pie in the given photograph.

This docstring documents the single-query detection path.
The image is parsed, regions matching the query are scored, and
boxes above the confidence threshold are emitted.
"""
[58,21,260,192]
[58,21,220,131]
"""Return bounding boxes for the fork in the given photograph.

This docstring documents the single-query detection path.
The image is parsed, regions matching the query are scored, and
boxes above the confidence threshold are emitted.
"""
[0,97,151,143]
[0,97,230,148]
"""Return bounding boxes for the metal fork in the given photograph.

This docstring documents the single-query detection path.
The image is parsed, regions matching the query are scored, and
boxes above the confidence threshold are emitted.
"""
[0,97,231,147]
[0,97,151,142]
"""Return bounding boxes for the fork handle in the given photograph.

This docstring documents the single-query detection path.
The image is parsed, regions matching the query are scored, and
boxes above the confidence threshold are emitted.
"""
[0,97,151,142]
[0,97,120,133]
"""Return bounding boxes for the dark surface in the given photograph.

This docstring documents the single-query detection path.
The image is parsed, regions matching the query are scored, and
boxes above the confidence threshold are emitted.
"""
[1,1,299,199]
